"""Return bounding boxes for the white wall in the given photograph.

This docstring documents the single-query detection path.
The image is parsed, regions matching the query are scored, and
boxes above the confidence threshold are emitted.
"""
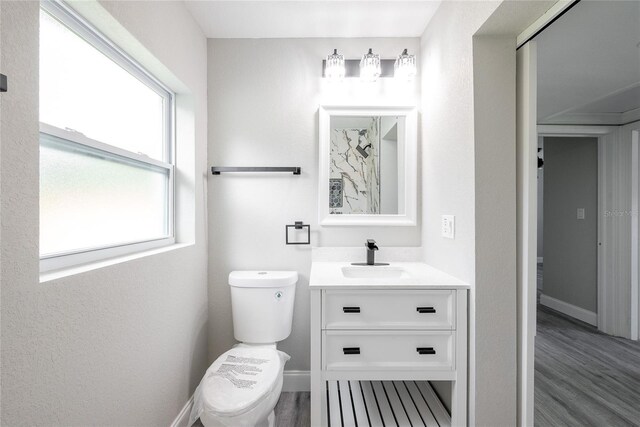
[420,1,536,425]
[0,1,208,425]
[207,38,420,369]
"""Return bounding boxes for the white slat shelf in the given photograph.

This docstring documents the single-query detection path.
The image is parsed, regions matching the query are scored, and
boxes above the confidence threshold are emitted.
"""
[326,380,451,427]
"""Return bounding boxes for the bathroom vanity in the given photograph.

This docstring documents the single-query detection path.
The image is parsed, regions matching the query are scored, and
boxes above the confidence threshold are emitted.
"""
[309,261,470,427]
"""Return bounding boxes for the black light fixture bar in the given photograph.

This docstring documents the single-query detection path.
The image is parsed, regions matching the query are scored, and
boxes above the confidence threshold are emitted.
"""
[321,59,395,78]
[211,166,301,175]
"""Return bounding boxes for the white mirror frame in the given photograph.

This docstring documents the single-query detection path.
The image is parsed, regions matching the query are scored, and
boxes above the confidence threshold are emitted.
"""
[318,105,418,226]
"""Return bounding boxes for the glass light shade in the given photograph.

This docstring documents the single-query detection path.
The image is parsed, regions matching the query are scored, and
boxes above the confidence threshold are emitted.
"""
[360,48,381,82]
[325,49,345,80]
[394,48,417,81]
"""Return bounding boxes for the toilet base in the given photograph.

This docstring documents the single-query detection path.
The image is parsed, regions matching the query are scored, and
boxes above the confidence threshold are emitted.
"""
[199,375,283,427]
[256,410,275,427]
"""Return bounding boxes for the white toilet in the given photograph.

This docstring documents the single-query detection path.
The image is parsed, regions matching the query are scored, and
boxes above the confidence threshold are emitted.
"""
[190,271,298,427]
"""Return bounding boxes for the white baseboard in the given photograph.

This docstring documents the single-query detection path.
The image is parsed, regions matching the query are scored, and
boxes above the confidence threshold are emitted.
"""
[537,257,543,263]
[171,395,194,427]
[540,293,597,326]
[283,370,310,392]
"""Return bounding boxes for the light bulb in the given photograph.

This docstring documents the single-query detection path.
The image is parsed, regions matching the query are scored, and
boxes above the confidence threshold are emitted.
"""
[394,48,416,81]
[325,49,345,80]
[360,48,381,82]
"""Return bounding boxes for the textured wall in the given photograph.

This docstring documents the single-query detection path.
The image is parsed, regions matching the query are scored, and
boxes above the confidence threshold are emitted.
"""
[420,2,523,425]
[543,137,599,312]
[207,38,420,370]
[0,1,208,425]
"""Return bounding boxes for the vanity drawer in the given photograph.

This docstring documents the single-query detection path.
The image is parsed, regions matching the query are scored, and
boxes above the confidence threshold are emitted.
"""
[323,290,455,330]
[323,330,454,371]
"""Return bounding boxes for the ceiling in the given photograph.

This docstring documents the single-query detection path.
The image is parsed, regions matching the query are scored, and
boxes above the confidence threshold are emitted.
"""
[536,0,640,125]
[183,1,441,39]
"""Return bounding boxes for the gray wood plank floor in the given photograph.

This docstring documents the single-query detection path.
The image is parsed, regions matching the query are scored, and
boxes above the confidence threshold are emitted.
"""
[275,392,310,427]
[535,305,640,427]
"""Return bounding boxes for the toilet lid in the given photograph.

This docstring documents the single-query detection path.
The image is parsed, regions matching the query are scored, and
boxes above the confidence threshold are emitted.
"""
[202,346,283,417]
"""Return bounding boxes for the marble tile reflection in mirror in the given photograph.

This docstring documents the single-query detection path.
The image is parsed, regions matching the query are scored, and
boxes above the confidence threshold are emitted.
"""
[318,106,417,226]
[329,115,400,215]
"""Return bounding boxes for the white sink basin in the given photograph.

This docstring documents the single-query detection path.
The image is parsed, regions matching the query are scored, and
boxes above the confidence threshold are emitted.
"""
[341,266,410,279]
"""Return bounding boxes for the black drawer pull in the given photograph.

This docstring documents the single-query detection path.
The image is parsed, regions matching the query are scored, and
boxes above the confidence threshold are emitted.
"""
[417,347,436,355]
[343,306,361,313]
[417,306,436,314]
[343,347,361,355]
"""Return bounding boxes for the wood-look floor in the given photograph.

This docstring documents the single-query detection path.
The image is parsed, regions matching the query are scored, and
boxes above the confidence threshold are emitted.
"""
[275,392,310,427]
[535,305,640,426]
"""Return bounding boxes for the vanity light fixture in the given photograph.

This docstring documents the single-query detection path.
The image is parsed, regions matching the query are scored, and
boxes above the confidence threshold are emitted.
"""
[394,48,417,81]
[324,49,345,80]
[360,48,381,82]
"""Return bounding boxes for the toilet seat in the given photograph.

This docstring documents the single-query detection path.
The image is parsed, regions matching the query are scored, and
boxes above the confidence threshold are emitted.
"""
[201,346,283,418]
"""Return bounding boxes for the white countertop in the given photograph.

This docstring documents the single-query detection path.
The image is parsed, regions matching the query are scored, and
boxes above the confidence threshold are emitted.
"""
[309,261,470,289]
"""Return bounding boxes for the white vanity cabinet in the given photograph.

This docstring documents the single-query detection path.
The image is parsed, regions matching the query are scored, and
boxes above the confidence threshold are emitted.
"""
[310,262,470,427]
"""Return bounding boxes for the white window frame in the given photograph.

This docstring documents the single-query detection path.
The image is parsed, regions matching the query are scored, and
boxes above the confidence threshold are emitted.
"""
[39,0,176,273]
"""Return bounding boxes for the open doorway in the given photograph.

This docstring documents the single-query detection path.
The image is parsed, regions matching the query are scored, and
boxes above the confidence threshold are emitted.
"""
[518,0,640,425]
[537,135,598,326]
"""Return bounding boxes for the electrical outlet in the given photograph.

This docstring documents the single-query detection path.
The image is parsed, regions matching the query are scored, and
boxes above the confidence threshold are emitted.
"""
[442,215,455,239]
[577,208,585,220]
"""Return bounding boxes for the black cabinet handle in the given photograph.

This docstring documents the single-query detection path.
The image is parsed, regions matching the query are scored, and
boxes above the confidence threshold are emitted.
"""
[417,306,436,314]
[343,347,360,355]
[417,347,436,355]
[343,306,361,313]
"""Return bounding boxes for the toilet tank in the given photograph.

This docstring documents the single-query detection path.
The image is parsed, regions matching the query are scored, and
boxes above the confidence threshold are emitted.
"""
[229,271,298,344]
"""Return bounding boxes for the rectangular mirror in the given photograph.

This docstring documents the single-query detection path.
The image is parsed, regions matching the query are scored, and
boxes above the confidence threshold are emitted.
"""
[318,106,417,226]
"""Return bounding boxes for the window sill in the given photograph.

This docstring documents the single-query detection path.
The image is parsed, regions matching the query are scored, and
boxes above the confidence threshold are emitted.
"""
[39,242,193,283]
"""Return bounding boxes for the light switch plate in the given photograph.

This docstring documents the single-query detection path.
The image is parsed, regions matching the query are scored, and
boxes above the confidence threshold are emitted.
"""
[577,208,585,220]
[442,215,455,239]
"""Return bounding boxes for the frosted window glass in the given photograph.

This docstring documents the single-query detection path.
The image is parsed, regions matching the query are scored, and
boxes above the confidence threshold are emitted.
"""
[40,134,169,257]
[39,9,166,161]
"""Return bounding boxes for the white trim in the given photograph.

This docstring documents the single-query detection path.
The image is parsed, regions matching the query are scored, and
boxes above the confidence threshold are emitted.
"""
[170,395,194,427]
[538,123,621,337]
[537,257,543,264]
[539,294,598,326]
[622,108,640,126]
[516,0,579,48]
[538,125,617,137]
[631,129,639,340]
[40,243,191,283]
[40,237,177,274]
[318,105,418,227]
[40,123,172,170]
[283,370,311,392]
[539,112,639,126]
[516,42,537,427]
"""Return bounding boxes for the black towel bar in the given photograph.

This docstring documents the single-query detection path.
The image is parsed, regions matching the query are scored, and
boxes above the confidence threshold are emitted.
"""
[211,166,301,175]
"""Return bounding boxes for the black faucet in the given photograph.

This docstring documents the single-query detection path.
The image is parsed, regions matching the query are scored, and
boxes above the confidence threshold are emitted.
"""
[366,239,378,265]
[351,239,389,266]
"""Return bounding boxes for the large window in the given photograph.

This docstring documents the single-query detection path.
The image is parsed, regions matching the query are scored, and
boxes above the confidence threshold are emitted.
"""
[39,1,175,271]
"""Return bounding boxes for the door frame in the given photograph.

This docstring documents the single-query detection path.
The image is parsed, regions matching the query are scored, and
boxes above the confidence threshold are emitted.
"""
[631,129,639,340]
[537,124,616,332]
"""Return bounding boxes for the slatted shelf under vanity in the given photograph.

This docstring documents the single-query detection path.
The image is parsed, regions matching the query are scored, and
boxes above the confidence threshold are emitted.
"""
[326,380,451,427]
